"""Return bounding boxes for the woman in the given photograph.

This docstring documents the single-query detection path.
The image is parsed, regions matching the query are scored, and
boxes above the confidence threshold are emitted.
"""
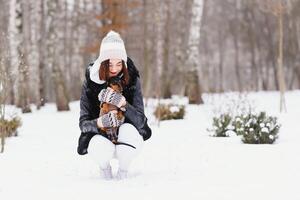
[77,31,152,180]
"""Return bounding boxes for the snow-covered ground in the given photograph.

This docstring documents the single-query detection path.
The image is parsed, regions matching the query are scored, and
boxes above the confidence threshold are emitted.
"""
[1,91,300,200]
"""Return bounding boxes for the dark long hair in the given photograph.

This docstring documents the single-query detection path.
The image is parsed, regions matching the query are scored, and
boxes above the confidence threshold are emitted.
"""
[99,59,129,86]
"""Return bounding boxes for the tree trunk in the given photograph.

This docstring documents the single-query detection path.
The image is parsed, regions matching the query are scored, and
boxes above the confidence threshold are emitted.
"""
[186,71,202,104]
[15,0,31,113]
[47,0,69,111]
[264,14,279,90]
[142,0,151,98]
[154,0,164,101]
[185,0,204,104]
[162,0,171,99]
[217,30,224,93]
[295,18,300,89]
[277,2,286,112]
[245,6,258,91]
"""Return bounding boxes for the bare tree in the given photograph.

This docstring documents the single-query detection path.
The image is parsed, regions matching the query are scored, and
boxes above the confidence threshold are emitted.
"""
[46,0,70,111]
[141,0,152,99]
[185,0,204,104]
[9,0,32,113]
[228,0,243,92]
[260,0,287,112]
[276,0,287,112]
[152,0,166,122]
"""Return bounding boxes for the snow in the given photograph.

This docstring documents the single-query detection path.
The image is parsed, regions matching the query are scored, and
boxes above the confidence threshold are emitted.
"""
[1,91,300,200]
[169,105,180,113]
[261,127,269,133]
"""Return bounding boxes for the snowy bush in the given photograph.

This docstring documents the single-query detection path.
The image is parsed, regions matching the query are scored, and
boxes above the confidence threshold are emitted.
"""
[208,93,279,143]
[154,104,185,120]
[232,112,280,144]
[0,116,22,153]
[209,113,233,137]
[208,93,254,137]
[209,110,280,143]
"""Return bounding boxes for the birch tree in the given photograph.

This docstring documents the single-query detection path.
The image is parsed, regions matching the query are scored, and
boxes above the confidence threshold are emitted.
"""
[46,0,70,111]
[28,0,44,109]
[152,0,166,122]
[9,0,31,113]
[186,0,204,104]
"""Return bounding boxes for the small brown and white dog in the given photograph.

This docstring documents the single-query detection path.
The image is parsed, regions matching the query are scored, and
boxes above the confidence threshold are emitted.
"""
[99,76,125,143]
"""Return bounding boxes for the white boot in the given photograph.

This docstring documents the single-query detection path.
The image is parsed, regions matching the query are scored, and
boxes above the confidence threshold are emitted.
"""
[88,135,115,180]
[116,169,128,180]
[115,123,144,180]
[100,166,113,180]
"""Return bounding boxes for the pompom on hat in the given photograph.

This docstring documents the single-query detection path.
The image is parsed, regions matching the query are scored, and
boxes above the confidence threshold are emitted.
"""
[90,30,127,84]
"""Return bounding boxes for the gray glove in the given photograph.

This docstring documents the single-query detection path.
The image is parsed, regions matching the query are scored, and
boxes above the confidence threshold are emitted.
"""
[97,111,123,128]
[98,88,126,108]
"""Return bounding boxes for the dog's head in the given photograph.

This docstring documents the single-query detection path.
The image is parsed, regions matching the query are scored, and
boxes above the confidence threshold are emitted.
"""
[107,76,123,93]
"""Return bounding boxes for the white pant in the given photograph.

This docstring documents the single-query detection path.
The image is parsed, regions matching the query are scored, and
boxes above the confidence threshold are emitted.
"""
[88,123,144,171]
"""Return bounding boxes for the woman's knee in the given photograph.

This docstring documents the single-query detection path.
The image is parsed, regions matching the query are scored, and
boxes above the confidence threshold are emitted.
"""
[88,135,115,169]
[118,123,143,149]
[88,135,115,155]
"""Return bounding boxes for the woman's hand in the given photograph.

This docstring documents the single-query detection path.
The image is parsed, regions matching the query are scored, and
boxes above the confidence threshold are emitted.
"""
[97,111,123,128]
[98,87,126,108]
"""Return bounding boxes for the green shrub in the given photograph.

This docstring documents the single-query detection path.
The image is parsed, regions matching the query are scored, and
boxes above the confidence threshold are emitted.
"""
[209,111,280,144]
[154,104,185,120]
[210,113,233,137]
[232,112,280,144]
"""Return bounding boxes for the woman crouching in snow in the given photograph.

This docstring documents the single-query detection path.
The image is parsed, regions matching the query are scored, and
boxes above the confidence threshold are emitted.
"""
[77,31,152,180]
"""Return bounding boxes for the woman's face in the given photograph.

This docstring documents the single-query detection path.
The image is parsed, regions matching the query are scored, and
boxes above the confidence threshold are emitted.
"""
[109,58,123,77]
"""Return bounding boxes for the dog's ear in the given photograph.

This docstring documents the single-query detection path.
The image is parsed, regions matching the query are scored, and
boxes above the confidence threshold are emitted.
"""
[110,84,120,92]
[108,76,123,92]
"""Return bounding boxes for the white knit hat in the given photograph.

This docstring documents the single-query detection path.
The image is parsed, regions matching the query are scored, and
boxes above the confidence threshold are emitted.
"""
[90,30,127,84]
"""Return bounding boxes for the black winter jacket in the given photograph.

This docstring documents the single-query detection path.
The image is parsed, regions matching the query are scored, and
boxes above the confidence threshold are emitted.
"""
[77,57,152,155]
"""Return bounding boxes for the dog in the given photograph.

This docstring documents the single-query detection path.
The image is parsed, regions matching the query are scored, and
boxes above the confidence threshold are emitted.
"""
[99,76,125,143]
